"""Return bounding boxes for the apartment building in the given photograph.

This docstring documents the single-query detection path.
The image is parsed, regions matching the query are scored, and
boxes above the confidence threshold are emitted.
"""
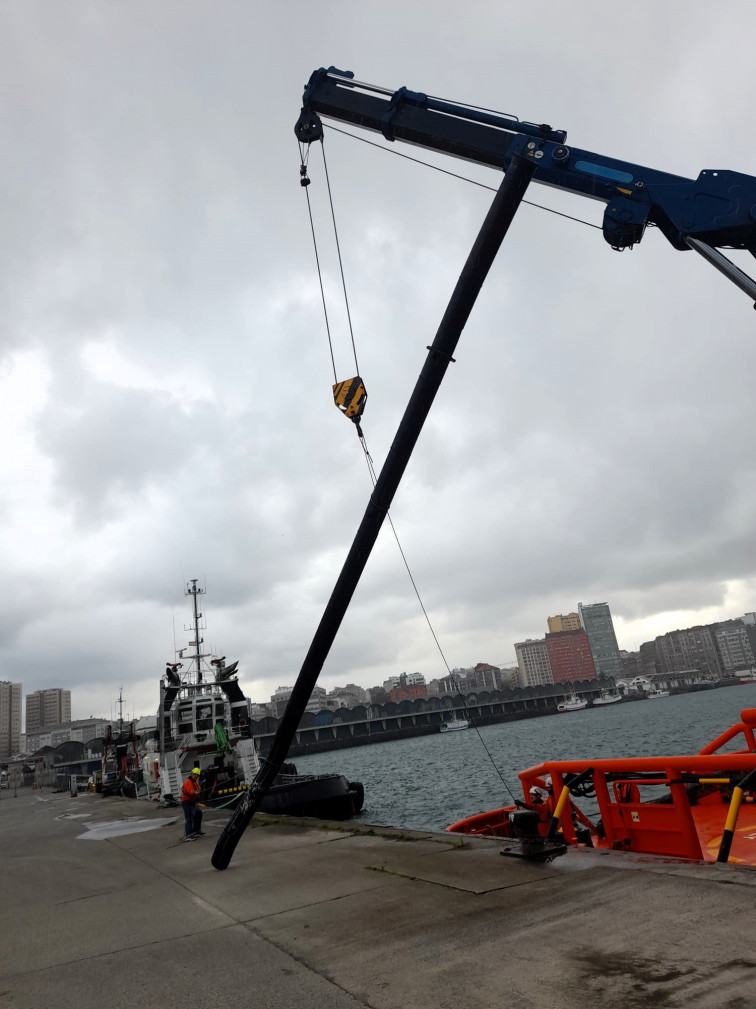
[26,689,71,732]
[0,681,22,759]
[514,639,553,688]
[545,629,597,684]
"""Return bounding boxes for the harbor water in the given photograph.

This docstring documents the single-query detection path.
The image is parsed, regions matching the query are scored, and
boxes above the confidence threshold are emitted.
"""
[294,684,756,832]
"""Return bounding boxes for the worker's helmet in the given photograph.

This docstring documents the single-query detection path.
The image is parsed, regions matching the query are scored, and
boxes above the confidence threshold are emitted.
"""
[191,767,201,775]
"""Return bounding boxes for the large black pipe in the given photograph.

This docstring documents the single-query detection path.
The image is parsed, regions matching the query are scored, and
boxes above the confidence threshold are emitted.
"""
[212,154,535,869]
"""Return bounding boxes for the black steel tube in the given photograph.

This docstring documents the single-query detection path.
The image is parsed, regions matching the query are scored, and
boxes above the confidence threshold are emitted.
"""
[212,154,535,870]
[686,238,756,306]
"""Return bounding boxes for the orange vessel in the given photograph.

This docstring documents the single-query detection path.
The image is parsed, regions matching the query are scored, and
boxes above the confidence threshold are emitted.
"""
[447,708,756,865]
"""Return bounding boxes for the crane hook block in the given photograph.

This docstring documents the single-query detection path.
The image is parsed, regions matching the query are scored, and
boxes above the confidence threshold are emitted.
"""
[333,377,367,421]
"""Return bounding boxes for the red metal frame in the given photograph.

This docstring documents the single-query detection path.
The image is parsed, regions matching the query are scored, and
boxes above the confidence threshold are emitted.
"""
[448,709,756,863]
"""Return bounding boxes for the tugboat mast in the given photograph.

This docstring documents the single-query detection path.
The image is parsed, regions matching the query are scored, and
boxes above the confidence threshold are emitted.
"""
[186,579,206,684]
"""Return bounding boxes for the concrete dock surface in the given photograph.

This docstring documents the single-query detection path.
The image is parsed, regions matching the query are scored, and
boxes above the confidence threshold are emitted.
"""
[1,789,755,1009]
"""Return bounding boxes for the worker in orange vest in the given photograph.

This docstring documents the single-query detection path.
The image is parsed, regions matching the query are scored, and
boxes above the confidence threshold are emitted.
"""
[181,767,205,841]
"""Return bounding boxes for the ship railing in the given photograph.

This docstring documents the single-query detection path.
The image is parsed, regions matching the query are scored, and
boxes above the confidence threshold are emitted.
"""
[518,748,756,861]
[698,707,756,755]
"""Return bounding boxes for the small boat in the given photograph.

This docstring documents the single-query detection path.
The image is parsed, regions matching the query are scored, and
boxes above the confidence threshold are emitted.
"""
[440,719,470,732]
[139,580,364,821]
[557,694,587,713]
[591,690,623,707]
[447,708,756,866]
[647,687,670,698]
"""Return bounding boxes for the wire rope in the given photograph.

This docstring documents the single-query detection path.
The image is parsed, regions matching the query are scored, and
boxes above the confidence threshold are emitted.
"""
[324,123,603,232]
[320,142,361,376]
[357,432,517,803]
[298,140,338,385]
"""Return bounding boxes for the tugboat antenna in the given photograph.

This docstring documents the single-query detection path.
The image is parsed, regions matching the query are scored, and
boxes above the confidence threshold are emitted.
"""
[185,579,206,684]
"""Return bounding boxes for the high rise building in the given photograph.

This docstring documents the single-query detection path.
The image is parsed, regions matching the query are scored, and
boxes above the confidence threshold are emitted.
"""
[514,639,553,688]
[25,689,71,732]
[547,612,581,633]
[0,681,22,759]
[712,620,756,675]
[638,641,659,677]
[655,624,725,680]
[545,630,597,684]
[741,613,756,668]
[578,602,623,679]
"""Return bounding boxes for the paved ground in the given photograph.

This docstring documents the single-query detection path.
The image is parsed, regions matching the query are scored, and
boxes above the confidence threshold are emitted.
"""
[1,788,755,1009]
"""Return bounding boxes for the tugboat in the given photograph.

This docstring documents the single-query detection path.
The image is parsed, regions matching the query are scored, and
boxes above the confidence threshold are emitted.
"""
[144,580,364,821]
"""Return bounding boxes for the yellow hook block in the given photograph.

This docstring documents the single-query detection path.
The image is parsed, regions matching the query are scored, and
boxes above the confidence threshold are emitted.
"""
[333,376,367,421]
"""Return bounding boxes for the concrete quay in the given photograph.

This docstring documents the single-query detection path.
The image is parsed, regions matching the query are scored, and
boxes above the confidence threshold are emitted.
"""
[1,789,755,1009]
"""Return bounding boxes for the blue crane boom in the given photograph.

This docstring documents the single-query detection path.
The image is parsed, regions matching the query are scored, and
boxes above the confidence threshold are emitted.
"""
[295,68,756,303]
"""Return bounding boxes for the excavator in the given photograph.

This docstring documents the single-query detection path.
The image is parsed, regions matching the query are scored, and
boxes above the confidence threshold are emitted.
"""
[212,69,756,870]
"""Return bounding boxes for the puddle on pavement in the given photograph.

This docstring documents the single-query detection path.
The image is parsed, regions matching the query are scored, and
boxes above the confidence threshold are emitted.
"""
[78,817,177,840]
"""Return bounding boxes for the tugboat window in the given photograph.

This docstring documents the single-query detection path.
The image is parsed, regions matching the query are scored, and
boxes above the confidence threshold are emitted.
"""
[196,704,213,730]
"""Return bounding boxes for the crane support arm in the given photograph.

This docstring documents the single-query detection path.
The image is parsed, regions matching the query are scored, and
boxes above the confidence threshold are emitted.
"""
[295,68,756,263]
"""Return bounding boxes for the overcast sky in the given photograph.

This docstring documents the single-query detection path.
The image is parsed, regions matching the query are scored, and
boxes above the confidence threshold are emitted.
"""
[3,2,756,724]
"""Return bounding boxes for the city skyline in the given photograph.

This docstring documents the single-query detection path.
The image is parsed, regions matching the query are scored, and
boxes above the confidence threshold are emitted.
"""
[10,600,756,731]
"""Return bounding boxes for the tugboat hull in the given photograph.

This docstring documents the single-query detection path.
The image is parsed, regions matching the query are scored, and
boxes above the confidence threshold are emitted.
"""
[261,774,365,820]
[208,773,365,821]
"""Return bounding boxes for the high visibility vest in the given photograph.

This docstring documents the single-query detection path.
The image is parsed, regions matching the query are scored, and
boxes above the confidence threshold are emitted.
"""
[182,777,201,803]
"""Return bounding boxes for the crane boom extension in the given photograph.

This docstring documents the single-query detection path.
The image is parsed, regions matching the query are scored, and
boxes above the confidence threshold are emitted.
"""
[295,68,756,301]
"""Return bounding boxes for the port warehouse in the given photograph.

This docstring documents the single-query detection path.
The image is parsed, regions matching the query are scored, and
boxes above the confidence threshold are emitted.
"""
[257,683,611,756]
[13,682,612,783]
[15,676,736,784]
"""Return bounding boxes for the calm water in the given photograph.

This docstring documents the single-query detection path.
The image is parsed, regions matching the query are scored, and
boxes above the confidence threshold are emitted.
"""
[294,685,756,832]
